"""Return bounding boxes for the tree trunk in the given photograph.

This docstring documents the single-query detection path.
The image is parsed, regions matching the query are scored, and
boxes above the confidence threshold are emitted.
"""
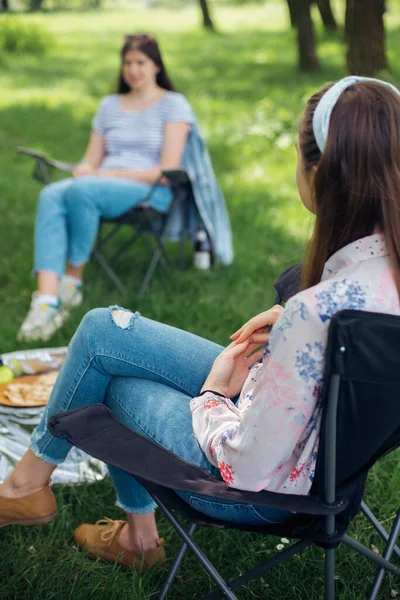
[198,0,215,31]
[289,0,320,71]
[1,0,9,10]
[30,0,44,10]
[287,0,296,28]
[345,0,388,75]
[315,0,337,30]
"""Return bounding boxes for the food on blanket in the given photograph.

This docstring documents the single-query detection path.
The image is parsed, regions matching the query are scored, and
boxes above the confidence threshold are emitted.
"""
[3,371,58,406]
[0,358,23,384]
[8,358,23,377]
[0,364,14,385]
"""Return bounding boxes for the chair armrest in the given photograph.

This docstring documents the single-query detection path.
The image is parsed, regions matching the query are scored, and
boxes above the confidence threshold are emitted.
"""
[140,169,190,209]
[49,405,347,516]
[17,147,76,183]
[17,147,76,171]
[161,169,190,187]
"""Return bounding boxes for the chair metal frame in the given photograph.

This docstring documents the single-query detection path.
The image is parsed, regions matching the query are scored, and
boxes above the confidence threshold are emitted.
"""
[17,147,195,296]
[91,169,193,295]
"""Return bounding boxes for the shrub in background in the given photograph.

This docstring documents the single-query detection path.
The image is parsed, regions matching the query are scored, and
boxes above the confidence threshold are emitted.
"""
[0,17,53,54]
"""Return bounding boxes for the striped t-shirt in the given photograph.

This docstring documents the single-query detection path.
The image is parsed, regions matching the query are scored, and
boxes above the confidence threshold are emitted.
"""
[92,92,195,171]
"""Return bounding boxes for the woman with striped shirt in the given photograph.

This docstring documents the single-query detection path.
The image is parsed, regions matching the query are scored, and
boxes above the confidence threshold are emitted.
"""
[18,34,196,342]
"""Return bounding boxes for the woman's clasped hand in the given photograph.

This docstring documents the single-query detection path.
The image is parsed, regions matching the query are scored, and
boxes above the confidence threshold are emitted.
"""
[202,305,284,398]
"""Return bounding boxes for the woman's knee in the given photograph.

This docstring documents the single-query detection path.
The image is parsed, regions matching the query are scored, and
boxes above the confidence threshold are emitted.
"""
[78,307,111,334]
[65,177,98,208]
[78,306,138,339]
[38,179,71,210]
[70,308,109,349]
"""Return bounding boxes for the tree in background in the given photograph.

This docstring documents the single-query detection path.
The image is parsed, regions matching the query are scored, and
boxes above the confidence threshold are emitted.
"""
[1,0,9,10]
[287,0,337,31]
[287,0,319,71]
[345,0,388,75]
[287,0,296,27]
[198,0,215,31]
[30,0,44,9]
[315,0,337,30]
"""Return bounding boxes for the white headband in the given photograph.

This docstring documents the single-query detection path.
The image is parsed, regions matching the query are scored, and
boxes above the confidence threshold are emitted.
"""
[312,76,400,153]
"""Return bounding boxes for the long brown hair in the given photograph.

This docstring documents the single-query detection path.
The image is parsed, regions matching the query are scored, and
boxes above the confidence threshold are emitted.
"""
[117,34,176,93]
[299,81,400,296]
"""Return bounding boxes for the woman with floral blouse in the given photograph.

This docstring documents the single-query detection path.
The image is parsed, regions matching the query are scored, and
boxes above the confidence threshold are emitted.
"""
[2,76,400,570]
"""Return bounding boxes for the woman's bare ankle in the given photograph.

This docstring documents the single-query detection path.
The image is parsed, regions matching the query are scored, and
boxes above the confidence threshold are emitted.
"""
[0,449,55,498]
[118,523,159,552]
[0,477,44,499]
[119,512,160,552]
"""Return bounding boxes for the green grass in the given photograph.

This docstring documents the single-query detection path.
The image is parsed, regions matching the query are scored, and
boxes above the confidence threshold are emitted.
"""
[1,3,400,598]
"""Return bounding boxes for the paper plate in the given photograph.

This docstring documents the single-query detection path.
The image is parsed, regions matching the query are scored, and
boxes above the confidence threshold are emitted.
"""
[0,372,57,408]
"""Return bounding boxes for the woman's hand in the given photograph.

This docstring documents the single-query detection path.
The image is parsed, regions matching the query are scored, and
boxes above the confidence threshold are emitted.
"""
[230,305,284,346]
[72,163,98,178]
[201,339,265,399]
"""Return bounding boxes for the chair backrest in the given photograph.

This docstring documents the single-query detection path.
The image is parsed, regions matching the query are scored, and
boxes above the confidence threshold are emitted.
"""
[314,309,400,492]
[273,263,302,304]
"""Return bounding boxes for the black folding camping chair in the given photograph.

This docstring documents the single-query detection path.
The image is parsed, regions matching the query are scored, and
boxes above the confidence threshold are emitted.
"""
[275,263,400,599]
[17,147,195,296]
[48,307,400,600]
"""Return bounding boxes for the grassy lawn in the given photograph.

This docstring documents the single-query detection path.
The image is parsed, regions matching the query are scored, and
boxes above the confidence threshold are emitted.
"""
[1,2,400,598]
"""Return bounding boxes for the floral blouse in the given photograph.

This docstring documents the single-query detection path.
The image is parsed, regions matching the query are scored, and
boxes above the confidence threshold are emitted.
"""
[191,233,400,495]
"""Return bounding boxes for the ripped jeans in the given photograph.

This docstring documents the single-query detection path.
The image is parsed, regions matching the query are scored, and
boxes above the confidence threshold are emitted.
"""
[31,307,291,526]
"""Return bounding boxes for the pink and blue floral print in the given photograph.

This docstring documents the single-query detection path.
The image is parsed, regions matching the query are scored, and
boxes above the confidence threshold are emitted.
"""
[191,233,400,495]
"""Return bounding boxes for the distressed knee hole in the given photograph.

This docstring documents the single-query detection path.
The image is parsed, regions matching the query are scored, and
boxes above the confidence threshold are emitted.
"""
[110,306,139,329]
[112,309,133,329]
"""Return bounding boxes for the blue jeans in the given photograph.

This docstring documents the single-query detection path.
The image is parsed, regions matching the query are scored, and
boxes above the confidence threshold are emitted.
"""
[31,307,291,526]
[34,177,172,277]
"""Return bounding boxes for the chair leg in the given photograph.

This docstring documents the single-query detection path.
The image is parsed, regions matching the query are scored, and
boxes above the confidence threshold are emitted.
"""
[158,524,197,600]
[138,249,163,296]
[322,506,337,600]
[361,501,400,560]
[142,210,174,268]
[179,204,191,270]
[325,548,335,600]
[91,247,125,293]
[201,539,311,600]
[179,235,186,269]
[367,509,400,600]
[342,534,400,577]
[108,230,142,263]
[152,495,238,600]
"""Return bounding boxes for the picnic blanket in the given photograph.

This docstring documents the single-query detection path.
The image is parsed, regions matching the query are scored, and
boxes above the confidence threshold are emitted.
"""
[0,347,107,484]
